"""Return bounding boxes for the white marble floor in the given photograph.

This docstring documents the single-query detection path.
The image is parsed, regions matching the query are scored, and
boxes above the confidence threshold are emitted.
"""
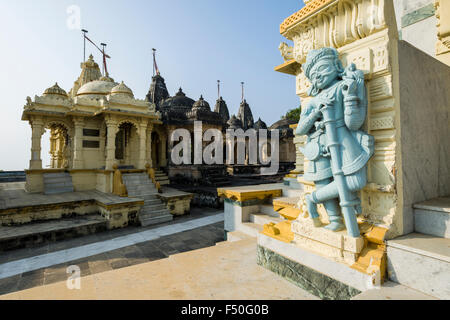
[0,213,224,280]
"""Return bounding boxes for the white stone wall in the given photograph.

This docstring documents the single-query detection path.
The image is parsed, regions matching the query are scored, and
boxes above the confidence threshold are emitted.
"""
[394,0,437,57]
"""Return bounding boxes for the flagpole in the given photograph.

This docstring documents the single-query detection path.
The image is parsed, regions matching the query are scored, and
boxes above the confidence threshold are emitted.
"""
[82,29,88,62]
[241,82,245,102]
[217,80,220,99]
[101,43,107,76]
[152,48,156,77]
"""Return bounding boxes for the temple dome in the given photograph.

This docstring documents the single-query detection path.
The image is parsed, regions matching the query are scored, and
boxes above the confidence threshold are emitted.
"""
[214,97,230,122]
[228,115,242,129]
[254,118,268,130]
[161,87,195,110]
[43,83,68,98]
[192,95,210,111]
[76,79,118,97]
[269,118,297,130]
[110,81,134,98]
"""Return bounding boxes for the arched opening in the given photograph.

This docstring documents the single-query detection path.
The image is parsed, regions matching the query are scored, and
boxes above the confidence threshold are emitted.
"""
[115,122,139,168]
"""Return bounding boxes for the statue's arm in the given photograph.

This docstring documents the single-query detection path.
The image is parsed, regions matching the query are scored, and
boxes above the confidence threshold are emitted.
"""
[296,102,320,136]
[343,69,368,131]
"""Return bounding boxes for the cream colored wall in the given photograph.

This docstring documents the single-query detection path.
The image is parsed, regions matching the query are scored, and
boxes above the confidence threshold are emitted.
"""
[396,40,450,234]
[81,118,105,169]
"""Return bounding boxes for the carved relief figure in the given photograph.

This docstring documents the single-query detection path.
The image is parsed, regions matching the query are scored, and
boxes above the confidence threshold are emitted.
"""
[279,42,294,62]
[296,48,374,237]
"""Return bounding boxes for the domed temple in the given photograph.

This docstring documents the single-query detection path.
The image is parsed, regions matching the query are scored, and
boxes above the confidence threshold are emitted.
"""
[20,55,194,228]
[145,71,295,187]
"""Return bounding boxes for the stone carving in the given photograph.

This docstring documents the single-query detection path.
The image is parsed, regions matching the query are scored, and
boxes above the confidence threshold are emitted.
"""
[279,42,294,62]
[281,0,388,63]
[296,47,374,238]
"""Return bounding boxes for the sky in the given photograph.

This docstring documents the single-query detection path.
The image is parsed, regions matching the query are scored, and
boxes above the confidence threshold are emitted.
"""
[0,0,305,170]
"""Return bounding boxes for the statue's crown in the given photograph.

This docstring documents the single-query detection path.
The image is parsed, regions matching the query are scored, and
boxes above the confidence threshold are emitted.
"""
[303,47,339,79]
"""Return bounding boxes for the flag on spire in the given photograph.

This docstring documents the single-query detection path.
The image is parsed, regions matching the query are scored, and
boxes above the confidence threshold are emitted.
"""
[153,48,160,76]
[83,33,111,76]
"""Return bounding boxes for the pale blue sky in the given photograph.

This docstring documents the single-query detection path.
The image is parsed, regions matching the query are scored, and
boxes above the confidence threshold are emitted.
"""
[0,0,304,170]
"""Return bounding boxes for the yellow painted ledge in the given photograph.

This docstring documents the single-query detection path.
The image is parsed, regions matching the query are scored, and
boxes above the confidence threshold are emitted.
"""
[262,196,389,281]
[262,221,294,243]
[217,189,282,203]
[274,60,300,75]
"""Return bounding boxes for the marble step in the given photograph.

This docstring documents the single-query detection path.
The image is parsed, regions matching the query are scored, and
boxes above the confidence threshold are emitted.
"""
[249,213,283,226]
[141,194,159,201]
[45,186,75,195]
[237,222,263,238]
[139,210,173,227]
[0,214,107,251]
[144,199,162,206]
[43,172,74,195]
[414,197,450,238]
[226,230,255,242]
[128,192,159,198]
[141,203,167,213]
[126,186,158,193]
[387,233,450,300]
[259,204,282,218]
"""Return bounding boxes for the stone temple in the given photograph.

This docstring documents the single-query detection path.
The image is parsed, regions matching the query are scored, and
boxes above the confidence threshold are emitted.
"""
[0,0,448,302]
[144,70,296,190]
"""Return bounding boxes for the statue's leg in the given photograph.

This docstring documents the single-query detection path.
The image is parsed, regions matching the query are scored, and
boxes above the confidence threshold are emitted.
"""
[346,168,367,216]
[306,178,332,228]
[307,168,367,231]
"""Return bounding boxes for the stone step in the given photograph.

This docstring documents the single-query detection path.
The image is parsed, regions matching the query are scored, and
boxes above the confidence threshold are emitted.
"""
[139,211,173,227]
[45,187,75,195]
[387,233,450,300]
[144,198,162,205]
[0,214,107,251]
[249,213,283,226]
[414,197,450,238]
[128,192,159,198]
[141,195,159,201]
[351,281,438,300]
[237,222,263,238]
[126,186,158,193]
[43,172,74,195]
[259,204,282,218]
[227,230,255,242]
[43,172,71,179]
[142,204,167,212]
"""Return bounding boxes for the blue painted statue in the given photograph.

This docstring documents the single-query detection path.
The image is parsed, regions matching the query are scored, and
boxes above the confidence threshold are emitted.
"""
[296,47,374,238]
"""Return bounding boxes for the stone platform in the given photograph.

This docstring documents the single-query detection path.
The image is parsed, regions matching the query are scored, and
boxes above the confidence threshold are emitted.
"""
[0,238,317,300]
[0,189,144,250]
[387,233,450,299]
[0,215,107,251]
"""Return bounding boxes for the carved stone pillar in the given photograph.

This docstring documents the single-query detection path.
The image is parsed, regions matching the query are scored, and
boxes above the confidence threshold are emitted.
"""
[138,120,148,169]
[106,120,119,170]
[161,135,167,167]
[147,124,154,168]
[72,117,85,169]
[29,119,45,170]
